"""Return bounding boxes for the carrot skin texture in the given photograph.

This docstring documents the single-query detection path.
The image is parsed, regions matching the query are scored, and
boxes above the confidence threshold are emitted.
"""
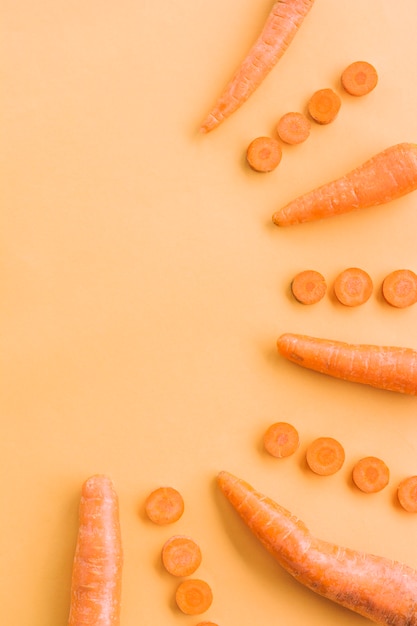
[277,333,417,395]
[272,143,417,225]
[217,471,417,626]
[200,0,316,133]
[68,475,123,626]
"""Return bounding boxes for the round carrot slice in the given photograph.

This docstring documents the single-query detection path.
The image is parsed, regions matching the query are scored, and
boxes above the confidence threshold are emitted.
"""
[277,111,311,145]
[263,421,300,458]
[397,476,417,512]
[352,456,390,493]
[382,269,417,308]
[341,61,378,96]
[291,269,327,304]
[246,136,282,172]
[175,579,213,615]
[161,535,202,577]
[307,88,341,125]
[145,486,184,525]
[306,437,345,476]
[333,267,373,306]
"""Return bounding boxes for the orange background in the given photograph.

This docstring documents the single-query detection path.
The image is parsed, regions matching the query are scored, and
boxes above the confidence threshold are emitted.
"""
[2,1,417,624]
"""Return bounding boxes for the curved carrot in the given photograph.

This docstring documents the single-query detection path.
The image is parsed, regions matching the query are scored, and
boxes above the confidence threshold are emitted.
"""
[68,475,123,626]
[305,436,345,475]
[272,143,417,226]
[200,0,316,133]
[352,456,390,493]
[397,476,417,512]
[291,269,327,304]
[145,486,184,525]
[307,88,341,125]
[263,421,300,458]
[277,111,311,145]
[175,579,213,615]
[333,267,373,306]
[382,269,417,308]
[341,61,378,97]
[217,470,417,626]
[246,136,282,172]
[162,535,202,577]
[277,332,417,395]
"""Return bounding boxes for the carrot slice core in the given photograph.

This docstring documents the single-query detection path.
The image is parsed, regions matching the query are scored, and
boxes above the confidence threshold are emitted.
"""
[263,422,300,458]
[306,437,345,475]
[352,456,390,493]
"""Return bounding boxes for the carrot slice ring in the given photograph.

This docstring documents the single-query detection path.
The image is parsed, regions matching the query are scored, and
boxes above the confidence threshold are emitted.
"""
[341,61,378,96]
[162,535,202,577]
[352,456,390,493]
[277,111,311,145]
[334,267,373,306]
[175,579,213,615]
[263,422,300,458]
[145,486,184,525]
[291,269,327,304]
[308,88,341,124]
[246,136,282,172]
[306,437,345,475]
[382,269,417,308]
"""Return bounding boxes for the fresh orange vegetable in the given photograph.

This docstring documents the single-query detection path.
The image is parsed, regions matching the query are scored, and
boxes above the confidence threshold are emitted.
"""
[161,535,202,577]
[246,136,282,172]
[145,486,184,525]
[175,579,213,615]
[291,269,327,304]
[333,267,373,306]
[67,475,123,626]
[382,269,417,308]
[272,143,417,226]
[397,476,417,512]
[263,421,300,458]
[352,456,390,493]
[277,111,311,144]
[305,436,345,475]
[307,88,341,124]
[200,0,316,133]
[277,332,417,395]
[195,622,218,626]
[341,61,378,96]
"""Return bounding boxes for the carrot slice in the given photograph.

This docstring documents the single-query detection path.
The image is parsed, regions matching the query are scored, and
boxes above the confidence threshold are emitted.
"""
[382,269,417,308]
[263,421,300,458]
[196,622,218,626]
[306,437,345,475]
[145,486,184,525]
[333,267,373,306]
[352,456,390,493]
[175,579,213,615]
[246,136,282,172]
[397,476,417,512]
[307,88,341,124]
[291,269,327,304]
[341,61,378,96]
[277,111,311,145]
[161,535,202,577]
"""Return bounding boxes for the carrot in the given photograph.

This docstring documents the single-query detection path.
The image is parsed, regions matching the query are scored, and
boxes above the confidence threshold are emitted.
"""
[397,476,417,512]
[333,267,373,306]
[382,269,417,308]
[175,579,213,615]
[67,475,123,626]
[352,456,390,493]
[161,535,202,577]
[217,470,417,626]
[145,486,184,525]
[305,436,345,475]
[307,88,341,125]
[200,0,316,133]
[291,269,327,304]
[277,111,311,145]
[341,61,378,97]
[263,421,300,458]
[246,136,282,172]
[272,142,417,226]
[195,622,218,626]
[277,332,417,395]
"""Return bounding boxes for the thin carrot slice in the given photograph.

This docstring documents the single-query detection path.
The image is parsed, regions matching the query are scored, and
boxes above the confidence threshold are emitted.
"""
[307,88,341,125]
[397,476,417,512]
[341,61,378,96]
[263,421,300,458]
[277,111,311,145]
[246,136,282,172]
[334,267,373,306]
[175,579,213,615]
[306,437,345,476]
[352,456,390,493]
[161,535,202,577]
[291,269,327,304]
[145,486,184,525]
[382,269,417,308]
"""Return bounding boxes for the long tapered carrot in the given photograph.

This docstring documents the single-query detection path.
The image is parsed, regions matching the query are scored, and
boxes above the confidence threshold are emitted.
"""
[217,470,417,626]
[272,142,417,226]
[277,332,417,395]
[68,475,123,626]
[200,0,316,133]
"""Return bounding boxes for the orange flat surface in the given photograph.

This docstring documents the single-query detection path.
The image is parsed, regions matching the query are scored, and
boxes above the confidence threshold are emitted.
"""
[2,1,417,624]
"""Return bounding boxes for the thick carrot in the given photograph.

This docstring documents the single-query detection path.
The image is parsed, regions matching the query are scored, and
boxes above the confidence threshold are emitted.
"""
[162,535,202,577]
[145,486,184,525]
[263,421,300,458]
[272,143,417,226]
[277,332,417,395]
[305,436,345,475]
[246,136,282,172]
[341,61,378,97]
[382,269,417,308]
[397,476,417,512]
[333,267,373,306]
[352,456,390,493]
[291,269,327,304]
[175,579,213,615]
[217,470,417,626]
[200,0,316,133]
[68,475,123,626]
[307,88,341,125]
[277,111,311,144]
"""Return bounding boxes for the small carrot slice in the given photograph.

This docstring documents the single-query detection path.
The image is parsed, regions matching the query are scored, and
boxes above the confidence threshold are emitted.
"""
[382,269,417,308]
[397,476,417,512]
[308,88,341,125]
[161,535,202,577]
[175,579,213,615]
[277,111,311,145]
[263,421,300,458]
[246,136,282,172]
[352,456,390,493]
[145,486,184,525]
[291,269,327,304]
[334,267,373,306]
[341,61,378,96]
[306,437,345,476]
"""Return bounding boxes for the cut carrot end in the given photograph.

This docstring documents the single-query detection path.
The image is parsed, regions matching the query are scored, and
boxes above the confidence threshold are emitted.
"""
[277,111,311,145]
[397,476,417,512]
[306,437,345,475]
[308,88,341,125]
[175,579,213,615]
[263,422,300,458]
[161,535,202,577]
[334,267,373,306]
[341,61,378,96]
[246,136,282,172]
[382,269,417,308]
[352,456,390,493]
[291,269,327,304]
[145,486,184,525]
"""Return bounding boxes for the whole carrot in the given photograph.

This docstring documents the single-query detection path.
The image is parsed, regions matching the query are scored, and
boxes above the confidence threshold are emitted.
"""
[68,475,123,626]
[217,470,417,626]
[277,332,417,395]
[272,143,417,225]
[200,0,316,133]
